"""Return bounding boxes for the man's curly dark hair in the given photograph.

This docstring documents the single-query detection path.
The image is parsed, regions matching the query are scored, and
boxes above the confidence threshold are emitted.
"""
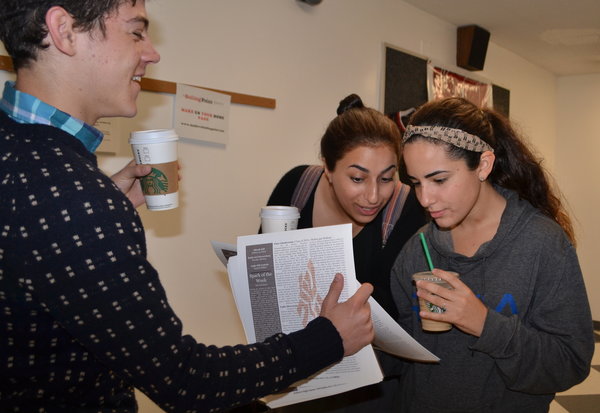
[0,0,138,70]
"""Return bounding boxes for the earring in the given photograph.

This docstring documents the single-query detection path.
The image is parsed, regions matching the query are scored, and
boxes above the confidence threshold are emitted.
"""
[479,176,485,182]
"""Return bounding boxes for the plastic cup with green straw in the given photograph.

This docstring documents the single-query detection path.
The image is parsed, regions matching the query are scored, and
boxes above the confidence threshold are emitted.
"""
[419,232,434,271]
[416,232,456,328]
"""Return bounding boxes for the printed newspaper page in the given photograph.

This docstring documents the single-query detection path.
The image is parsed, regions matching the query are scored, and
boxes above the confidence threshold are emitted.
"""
[227,224,383,408]
[369,296,438,362]
[218,227,440,361]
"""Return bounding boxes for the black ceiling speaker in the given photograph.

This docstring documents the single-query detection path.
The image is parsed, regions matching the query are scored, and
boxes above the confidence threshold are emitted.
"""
[299,0,322,5]
[457,25,490,71]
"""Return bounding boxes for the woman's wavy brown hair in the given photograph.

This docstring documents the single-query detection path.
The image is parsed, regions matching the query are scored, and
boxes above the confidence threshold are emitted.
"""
[403,97,575,244]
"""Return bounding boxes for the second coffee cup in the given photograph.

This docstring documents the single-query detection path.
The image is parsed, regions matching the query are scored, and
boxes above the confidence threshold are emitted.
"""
[260,206,300,233]
[412,271,459,332]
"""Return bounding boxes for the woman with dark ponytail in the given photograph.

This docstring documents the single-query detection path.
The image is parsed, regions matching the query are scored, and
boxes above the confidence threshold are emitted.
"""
[261,94,426,412]
[391,97,593,412]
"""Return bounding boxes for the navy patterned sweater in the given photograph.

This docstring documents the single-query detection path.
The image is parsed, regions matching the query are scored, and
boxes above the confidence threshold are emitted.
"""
[0,111,343,412]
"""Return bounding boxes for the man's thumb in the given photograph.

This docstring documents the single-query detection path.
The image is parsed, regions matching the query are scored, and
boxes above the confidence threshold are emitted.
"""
[137,164,152,177]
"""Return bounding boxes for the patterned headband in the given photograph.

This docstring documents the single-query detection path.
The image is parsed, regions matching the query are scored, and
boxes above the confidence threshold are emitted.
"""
[403,125,494,153]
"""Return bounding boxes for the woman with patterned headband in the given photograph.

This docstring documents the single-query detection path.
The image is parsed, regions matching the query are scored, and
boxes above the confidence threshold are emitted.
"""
[390,97,593,412]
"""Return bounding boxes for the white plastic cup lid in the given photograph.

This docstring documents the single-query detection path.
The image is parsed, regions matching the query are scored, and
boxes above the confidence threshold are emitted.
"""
[129,129,179,144]
[260,206,300,219]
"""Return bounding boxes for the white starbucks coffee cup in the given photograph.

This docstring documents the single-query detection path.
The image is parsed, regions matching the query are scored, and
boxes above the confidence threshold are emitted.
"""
[260,206,300,233]
[129,129,179,211]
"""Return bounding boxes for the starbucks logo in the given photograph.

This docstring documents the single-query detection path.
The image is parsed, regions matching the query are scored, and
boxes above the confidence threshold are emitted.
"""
[425,301,446,313]
[141,167,169,195]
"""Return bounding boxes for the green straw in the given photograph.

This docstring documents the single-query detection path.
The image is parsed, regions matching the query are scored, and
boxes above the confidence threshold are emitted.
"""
[419,232,434,271]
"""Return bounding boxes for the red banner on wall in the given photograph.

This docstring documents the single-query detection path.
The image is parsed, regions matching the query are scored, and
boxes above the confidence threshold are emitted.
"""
[427,64,492,108]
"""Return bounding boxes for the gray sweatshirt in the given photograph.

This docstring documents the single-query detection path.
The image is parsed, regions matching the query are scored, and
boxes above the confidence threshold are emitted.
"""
[390,187,594,413]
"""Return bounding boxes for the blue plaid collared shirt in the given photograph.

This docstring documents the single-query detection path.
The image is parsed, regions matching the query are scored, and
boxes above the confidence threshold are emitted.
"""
[0,81,103,153]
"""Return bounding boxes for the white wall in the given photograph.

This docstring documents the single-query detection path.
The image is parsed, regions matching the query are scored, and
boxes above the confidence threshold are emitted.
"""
[556,74,600,321]
[4,0,590,411]
[482,44,558,169]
